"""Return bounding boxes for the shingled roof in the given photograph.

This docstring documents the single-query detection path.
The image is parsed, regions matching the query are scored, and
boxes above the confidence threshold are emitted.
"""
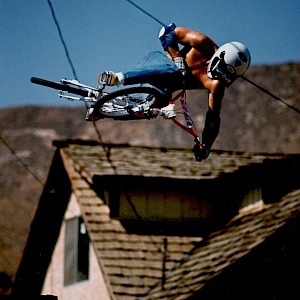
[145,189,300,299]
[58,141,207,299]
[13,140,299,299]
[55,139,285,181]
[54,140,299,299]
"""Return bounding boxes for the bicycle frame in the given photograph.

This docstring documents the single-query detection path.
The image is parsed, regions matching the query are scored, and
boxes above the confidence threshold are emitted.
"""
[169,90,201,145]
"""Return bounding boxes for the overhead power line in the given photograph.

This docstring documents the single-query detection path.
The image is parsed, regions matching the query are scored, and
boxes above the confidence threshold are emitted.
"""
[241,75,300,115]
[125,0,166,27]
[45,1,161,249]
[47,0,78,80]
[0,134,44,186]
[124,0,300,116]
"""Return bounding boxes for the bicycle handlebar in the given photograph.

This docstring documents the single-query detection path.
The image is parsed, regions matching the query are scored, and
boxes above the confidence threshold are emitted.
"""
[31,77,89,97]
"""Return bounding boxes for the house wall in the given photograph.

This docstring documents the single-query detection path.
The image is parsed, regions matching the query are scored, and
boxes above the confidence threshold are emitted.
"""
[118,189,213,220]
[239,186,262,211]
[102,178,214,222]
[41,194,111,300]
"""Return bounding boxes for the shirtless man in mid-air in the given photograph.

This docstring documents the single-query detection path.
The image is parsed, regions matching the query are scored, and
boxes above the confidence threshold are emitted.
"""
[96,23,251,161]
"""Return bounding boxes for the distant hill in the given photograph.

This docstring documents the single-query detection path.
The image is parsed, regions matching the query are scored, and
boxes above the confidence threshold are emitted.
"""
[0,62,299,280]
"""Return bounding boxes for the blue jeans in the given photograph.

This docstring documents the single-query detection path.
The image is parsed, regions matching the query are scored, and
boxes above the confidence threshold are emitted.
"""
[123,51,183,91]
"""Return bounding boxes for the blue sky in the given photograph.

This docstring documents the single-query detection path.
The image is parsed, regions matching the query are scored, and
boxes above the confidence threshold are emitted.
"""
[1,0,300,108]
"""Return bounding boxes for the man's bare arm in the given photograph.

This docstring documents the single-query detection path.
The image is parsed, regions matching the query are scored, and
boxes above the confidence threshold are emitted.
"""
[175,27,218,58]
[202,80,224,148]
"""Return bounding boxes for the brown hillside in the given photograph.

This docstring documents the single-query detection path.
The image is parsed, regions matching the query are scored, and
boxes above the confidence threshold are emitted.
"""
[0,62,299,281]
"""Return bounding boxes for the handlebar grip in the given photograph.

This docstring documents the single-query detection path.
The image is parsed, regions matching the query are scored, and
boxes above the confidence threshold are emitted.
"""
[31,77,88,97]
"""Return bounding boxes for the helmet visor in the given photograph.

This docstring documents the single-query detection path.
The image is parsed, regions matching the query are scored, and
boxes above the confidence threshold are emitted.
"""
[210,58,238,87]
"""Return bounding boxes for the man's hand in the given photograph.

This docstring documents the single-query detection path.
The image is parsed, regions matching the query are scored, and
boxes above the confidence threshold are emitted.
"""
[192,144,210,162]
[158,23,178,51]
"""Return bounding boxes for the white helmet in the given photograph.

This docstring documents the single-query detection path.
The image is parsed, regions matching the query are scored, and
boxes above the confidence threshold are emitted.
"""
[207,42,251,87]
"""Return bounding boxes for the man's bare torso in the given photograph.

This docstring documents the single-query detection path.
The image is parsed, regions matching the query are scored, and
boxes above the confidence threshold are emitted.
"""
[178,37,218,90]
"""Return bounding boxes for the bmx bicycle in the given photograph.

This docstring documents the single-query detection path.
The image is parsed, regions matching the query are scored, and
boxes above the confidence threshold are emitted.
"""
[30,77,205,161]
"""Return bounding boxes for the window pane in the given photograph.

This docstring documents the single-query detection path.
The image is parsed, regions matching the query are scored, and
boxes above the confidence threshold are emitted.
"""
[64,218,77,285]
[77,218,89,281]
[64,217,89,285]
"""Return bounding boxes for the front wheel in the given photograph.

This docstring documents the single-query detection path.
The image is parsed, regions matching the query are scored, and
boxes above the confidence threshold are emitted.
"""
[93,85,168,118]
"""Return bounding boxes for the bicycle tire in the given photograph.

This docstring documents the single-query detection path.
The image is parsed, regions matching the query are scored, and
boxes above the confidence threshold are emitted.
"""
[94,85,168,118]
[31,77,88,97]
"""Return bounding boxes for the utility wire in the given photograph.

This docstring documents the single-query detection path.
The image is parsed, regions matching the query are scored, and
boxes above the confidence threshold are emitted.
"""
[125,0,300,116]
[0,0,81,189]
[125,0,166,27]
[46,0,163,252]
[46,0,110,156]
[47,0,78,80]
[0,134,44,186]
[242,75,300,115]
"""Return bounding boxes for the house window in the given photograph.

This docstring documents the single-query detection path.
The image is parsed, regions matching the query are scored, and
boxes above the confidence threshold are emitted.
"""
[64,217,89,285]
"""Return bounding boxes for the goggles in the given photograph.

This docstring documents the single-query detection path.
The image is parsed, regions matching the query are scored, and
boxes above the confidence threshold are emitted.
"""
[210,56,238,87]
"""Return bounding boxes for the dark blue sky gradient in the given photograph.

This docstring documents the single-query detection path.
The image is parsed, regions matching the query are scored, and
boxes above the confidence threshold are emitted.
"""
[1,0,299,107]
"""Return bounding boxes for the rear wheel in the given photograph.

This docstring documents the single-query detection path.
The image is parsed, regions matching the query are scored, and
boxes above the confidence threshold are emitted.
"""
[94,85,168,118]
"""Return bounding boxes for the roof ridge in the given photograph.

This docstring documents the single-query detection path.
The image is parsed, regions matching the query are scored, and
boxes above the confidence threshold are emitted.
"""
[53,139,300,157]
